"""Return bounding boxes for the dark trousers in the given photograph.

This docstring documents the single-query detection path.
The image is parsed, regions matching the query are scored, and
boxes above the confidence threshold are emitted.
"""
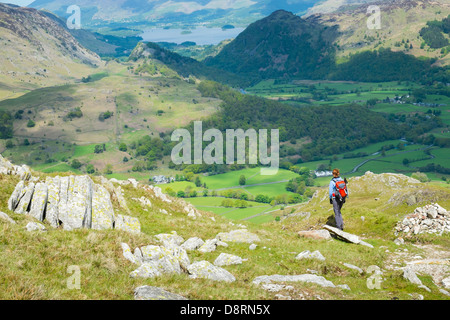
[332,198,344,230]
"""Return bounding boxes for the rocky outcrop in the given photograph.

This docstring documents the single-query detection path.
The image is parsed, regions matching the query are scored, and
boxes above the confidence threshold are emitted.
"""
[0,154,32,181]
[395,203,450,236]
[91,185,115,230]
[14,182,35,215]
[8,180,25,211]
[123,235,239,282]
[112,186,130,214]
[126,241,191,278]
[131,245,182,278]
[142,185,172,204]
[352,171,421,189]
[132,196,152,208]
[182,202,202,219]
[7,175,138,233]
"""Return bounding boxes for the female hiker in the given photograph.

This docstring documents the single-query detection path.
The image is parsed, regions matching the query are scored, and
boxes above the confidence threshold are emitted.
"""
[329,168,348,231]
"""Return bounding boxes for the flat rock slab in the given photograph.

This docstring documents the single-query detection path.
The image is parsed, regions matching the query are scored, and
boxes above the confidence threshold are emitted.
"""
[15,182,35,215]
[253,274,336,288]
[29,182,48,222]
[8,180,24,211]
[134,286,187,300]
[323,225,373,248]
[91,185,115,230]
[45,176,61,228]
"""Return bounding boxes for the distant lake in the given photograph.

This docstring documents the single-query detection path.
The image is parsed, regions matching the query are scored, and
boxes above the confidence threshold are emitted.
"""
[140,27,244,45]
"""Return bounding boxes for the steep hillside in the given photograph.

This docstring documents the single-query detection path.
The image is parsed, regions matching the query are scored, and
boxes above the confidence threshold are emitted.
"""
[204,10,339,82]
[304,0,381,16]
[203,5,450,83]
[0,3,103,99]
[0,58,223,177]
[39,10,143,57]
[0,155,449,300]
[130,41,248,86]
[310,0,450,65]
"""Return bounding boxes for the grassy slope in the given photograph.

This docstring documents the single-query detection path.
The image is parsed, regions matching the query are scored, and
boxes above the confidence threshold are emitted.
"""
[1,168,449,300]
[0,60,221,175]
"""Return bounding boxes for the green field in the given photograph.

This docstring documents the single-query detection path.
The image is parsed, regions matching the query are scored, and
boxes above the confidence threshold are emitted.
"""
[158,168,302,224]
[160,181,205,194]
[200,167,261,190]
[243,183,290,197]
[412,147,450,167]
[246,80,423,106]
[184,196,282,224]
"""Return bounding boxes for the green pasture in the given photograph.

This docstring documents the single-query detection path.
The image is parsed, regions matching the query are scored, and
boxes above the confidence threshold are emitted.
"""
[243,182,291,197]
[201,167,261,190]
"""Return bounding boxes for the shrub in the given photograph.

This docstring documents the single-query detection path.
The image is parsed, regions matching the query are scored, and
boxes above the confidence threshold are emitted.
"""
[71,159,82,169]
[239,175,246,186]
[99,111,114,122]
[411,172,430,183]
[86,164,95,174]
[177,191,185,198]
[5,140,14,148]
[64,108,83,121]
[119,143,128,152]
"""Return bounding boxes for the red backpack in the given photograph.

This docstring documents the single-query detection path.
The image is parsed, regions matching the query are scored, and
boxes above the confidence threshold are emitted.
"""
[334,179,348,200]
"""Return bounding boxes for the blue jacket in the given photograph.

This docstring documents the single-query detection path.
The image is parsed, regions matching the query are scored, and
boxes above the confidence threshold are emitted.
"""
[329,177,344,199]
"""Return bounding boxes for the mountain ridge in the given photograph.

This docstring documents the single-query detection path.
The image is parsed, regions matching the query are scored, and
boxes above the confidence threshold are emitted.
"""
[28,0,318,27]
[204,10,339,82]
[0,3,103,98]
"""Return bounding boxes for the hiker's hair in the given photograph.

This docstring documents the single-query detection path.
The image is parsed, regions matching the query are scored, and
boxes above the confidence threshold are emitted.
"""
[332,168,340,177]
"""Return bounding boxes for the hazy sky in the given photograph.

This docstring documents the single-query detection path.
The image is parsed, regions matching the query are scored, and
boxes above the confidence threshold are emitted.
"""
[3,0,34,6]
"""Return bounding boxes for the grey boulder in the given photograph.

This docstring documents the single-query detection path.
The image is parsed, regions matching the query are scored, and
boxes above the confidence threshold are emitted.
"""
[134,286,187,300]
[187,261,236,282]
